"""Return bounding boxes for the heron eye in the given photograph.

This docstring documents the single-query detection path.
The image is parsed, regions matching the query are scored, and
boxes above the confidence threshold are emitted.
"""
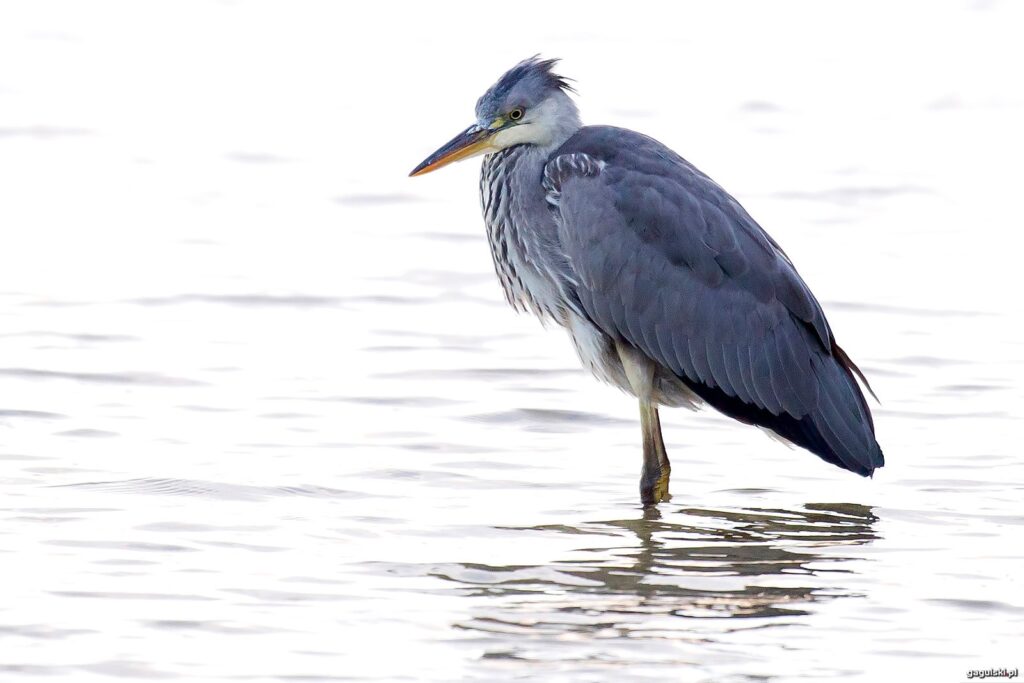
[509,108,524,121]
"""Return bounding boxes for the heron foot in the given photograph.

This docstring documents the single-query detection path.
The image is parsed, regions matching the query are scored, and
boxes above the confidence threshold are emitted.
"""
[640,464,671,506]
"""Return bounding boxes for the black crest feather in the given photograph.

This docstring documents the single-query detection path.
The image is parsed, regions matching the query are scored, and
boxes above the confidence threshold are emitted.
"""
[492,55,576,98]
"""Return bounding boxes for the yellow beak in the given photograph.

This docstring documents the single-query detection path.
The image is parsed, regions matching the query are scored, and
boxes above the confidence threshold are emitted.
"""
[409,125,496,177]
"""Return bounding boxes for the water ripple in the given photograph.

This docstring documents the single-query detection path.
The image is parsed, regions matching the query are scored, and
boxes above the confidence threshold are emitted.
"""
[0,126,91,139]
[0,368,202,386]
[129,293,344,308]
[334,192,426,206]
[0,409,66,420]
[772,185,930,205]
[372,503,879,633]
[55,478,372,501]
[470,408,632,430]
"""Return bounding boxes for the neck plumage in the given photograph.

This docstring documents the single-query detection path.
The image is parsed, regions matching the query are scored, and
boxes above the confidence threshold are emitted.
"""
[535,91,583,151]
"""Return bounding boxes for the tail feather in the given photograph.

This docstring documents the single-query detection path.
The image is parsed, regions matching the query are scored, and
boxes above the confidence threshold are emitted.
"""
[809,353,885,474]
[833,341,879,404]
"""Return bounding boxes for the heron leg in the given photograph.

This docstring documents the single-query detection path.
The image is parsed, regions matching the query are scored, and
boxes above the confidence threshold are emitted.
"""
[615,341,672,506]
[639,400,671,506]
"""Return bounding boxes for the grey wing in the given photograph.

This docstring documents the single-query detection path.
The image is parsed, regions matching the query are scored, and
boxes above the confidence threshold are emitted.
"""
[544,128,884,475]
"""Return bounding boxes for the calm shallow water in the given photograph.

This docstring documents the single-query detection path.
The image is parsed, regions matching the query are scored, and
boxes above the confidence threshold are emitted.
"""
[2,2,1023,681]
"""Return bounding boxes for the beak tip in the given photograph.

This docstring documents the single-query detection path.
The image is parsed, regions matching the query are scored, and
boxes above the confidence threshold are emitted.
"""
[408,161,432,178]
[408,125,492,180]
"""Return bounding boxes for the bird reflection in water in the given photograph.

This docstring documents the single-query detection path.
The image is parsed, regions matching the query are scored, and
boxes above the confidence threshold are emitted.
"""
[430,503,878,638]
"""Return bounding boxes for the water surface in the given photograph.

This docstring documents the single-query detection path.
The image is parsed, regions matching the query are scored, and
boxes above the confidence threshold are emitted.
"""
[1,2,1022,681]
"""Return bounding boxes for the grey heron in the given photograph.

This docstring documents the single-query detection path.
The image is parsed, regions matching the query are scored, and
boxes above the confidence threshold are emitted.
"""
[410,57,884,505]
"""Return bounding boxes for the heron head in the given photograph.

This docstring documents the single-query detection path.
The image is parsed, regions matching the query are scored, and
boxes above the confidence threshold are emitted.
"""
[410,56,581,177]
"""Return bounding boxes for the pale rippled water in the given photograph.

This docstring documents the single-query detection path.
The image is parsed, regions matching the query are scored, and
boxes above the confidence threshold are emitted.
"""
[2,2,1023,681]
